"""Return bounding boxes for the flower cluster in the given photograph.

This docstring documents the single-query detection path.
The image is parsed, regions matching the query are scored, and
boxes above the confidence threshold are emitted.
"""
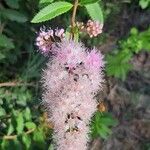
[42,40,104,150]
[76,20,103,38]
[35,27,65,55]
[86,20,103,38]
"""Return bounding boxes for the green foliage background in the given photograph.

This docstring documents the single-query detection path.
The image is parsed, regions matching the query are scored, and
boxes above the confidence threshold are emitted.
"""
[0,0,150,149]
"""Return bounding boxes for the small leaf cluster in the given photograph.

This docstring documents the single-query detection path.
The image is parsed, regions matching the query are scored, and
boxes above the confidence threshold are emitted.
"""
[90,112,118,140]
[106,28,150,80]
[0,87,52,150]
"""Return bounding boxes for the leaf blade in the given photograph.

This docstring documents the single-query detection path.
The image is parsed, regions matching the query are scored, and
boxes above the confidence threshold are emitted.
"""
[31,2,73,23]
[80,0,100,6]
[85,2,104,23]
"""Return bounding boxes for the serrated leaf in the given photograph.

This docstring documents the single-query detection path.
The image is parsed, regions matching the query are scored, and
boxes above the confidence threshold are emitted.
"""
[25,122,36,129]
[31,2,73,23]
[0,34,15,49]
[1,9,28,23]
[85,2,104,23]
[106,51,132,80]
[80,0,100,5]
[39,0,54,4]
[4,0,19,9]
[16,113,24,134]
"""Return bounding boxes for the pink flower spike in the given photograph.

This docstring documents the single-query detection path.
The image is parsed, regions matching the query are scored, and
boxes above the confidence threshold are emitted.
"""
[42,39,105,150]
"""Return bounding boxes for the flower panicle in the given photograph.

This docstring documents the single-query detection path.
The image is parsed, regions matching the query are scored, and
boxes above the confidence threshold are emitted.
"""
[76,20,103,38]
[42,39,105,150]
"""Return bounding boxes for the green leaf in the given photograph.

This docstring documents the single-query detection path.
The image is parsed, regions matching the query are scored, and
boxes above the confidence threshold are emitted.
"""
[24,107,31,121]
[100,124,112,134]
[4,0,19,9]
[7,121,14,135]
[98,128,108,139]
[16,113,24,134]
[139,0,150,9]
[22,134,31,149]
[106,51,132,80]
[31,2,73,23]
[91,112,116,139]
[0,107,6,117]
[39,0,54,4]
[130,28,138,35]
[33,128,45,143]
[25,122,36,129]
[1,9,28,23]
[0,34,15,49]
[80,0,100,5]
[0,53,6,60]
[85,2,104,23]
[100,117,118,126]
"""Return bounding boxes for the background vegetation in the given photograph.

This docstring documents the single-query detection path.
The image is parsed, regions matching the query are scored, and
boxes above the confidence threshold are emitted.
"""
[0,0,150,149]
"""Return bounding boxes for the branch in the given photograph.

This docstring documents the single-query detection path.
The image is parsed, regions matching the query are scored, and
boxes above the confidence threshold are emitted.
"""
[0,81,36,88]
[70,0,79,39]
[1,128,35,140]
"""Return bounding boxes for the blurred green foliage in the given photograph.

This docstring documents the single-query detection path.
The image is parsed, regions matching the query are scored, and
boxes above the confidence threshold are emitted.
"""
[106,28,150,80]
[91,112,118,139]
[0,0,150,149]
[139,0,150,9]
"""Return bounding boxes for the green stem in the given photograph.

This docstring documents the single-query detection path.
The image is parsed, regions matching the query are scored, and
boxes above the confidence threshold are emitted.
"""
[70,0,79,40]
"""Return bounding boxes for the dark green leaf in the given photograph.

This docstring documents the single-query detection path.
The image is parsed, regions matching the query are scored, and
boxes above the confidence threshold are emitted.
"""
[1,9,28,23]
[31,2,73,23]
[85,3,104,23]
[4,0,19,9]
[0,53,6,60]
[0,34,15,49]
[39,0,54,4]
[0,107,6,117]
[80,0,100,5]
